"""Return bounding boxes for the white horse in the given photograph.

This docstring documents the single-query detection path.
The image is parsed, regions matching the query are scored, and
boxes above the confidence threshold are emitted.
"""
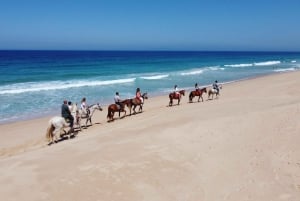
[208,85,222,100]
[45,116,70,144]
[78,103,103,129]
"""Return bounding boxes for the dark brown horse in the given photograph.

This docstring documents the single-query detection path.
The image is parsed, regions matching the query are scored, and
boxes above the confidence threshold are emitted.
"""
[107,99,131,121]
[189,87,207,102]
[169,90,185,106]
[129,93,148,115]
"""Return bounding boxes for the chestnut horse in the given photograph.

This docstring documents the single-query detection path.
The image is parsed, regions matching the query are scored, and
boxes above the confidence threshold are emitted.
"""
[130,93,148,115]
[107,99,131,121]
[169,90,185,106]
[189,87,207,102]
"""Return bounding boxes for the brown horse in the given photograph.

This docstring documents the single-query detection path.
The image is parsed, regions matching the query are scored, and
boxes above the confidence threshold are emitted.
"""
[169,90,185,106]
[189,87,207,102]
[130,93,148,115]
[107,99,131,121]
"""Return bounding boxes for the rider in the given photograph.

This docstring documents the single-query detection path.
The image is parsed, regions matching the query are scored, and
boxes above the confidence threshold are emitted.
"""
[213,80,220,94]
[136,87,143,103]
[174,85,180,96]
[68,101,72,110]
[61,100,74,128]
[195,83,200,91]
[81,97,89,116]
[114,92,124,110]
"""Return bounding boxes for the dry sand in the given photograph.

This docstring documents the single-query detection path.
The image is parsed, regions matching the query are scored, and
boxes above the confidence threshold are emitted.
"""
[0,71,300,201]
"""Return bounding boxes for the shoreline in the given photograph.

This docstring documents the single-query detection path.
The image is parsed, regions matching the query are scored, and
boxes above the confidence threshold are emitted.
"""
[1,70,298,125]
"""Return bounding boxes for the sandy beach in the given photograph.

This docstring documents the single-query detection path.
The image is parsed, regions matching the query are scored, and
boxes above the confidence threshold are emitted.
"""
[0,71,300,201]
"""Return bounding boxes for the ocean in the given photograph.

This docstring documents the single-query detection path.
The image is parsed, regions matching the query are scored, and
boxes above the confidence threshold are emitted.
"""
[0,50,299,124]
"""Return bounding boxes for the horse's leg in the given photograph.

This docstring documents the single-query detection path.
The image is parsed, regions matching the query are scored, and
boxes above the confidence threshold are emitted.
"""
[52,127,60,143]
[178,98,180,105]
[200,95,203,102]
[85,118,89,128]
[78,116,81,131]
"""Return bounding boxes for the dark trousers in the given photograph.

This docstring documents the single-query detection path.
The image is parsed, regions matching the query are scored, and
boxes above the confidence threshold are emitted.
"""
[116,102,123,110]
[64,115,74,128]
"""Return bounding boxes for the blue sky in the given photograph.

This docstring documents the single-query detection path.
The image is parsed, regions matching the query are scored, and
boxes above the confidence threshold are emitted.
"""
[1,0,299,51]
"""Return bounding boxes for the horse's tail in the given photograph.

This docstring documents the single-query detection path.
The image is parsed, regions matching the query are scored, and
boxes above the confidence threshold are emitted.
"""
[45,124,55,142]
[189,91,193,101]
[107,106,112,119]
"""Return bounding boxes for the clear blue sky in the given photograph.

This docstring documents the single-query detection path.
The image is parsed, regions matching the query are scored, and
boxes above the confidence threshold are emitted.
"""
[1,0,299,51]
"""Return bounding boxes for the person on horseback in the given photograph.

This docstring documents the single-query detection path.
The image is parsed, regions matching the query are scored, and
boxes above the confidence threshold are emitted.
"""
[213,80,220,94]
[114,92,124,110]
[61,100,74,129]
[81,97,89,116]
[136,87,143,103]
[174,85,180,97]
[195,83,200,92]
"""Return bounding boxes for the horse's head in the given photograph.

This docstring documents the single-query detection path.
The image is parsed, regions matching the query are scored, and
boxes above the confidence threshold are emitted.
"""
[96,103,103,111]
[142,92,148,99]
[180,90,185,96]
[202,87,207,93]
[89,103,103,111]
[122,99,131,107]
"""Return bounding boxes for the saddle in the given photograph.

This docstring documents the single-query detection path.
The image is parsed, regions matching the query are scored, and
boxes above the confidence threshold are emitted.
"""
[115,103,124,111]
[173,92,180,99]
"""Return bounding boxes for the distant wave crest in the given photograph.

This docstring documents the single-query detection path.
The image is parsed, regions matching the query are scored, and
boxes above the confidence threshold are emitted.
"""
[0,78,136,94]
[224,63,253,68]
[254,61,281,66]
[181,69,204,76]
[273,68,296,72]
[140,74,169,80]
[225,61,281,68]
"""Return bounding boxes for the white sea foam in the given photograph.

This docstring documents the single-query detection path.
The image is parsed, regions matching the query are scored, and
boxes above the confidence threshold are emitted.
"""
[291,60,296,63]
[0,78,136,95]
[207,66,223,71]
[254,61,281,66]
[273,68,295,72]
[180,69,204,76]
[140,74,169,80]
[224,63,253,68]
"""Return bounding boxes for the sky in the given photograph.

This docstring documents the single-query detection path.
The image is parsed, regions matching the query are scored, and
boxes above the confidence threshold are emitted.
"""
[0,0,300,51]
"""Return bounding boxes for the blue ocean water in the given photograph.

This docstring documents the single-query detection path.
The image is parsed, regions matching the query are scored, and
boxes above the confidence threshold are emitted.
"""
[0,50,299,124]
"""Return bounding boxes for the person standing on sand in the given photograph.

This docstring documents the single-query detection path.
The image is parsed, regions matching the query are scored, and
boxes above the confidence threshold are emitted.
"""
[61,100,74,128]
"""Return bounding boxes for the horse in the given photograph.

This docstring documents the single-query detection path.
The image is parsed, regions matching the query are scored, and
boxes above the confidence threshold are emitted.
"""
[189,87,207,102]
[78,103,103,128]
[107,99,131,121]
[169,90,185,106]
[45,116,70,144]
[208,86,222,100]
[129,93,148,115]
